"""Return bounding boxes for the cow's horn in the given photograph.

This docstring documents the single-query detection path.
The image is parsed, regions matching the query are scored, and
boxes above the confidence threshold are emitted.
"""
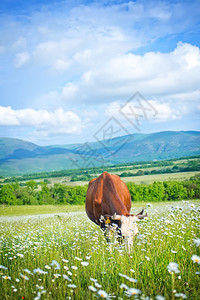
[111,214,121,220]
[137,213,148,220]
[136,209,144,216]
[100,215,105,221]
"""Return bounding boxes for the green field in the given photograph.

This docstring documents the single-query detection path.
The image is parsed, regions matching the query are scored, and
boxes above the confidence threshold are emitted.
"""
[0,201,200,299]
[0,205,84,217]
[46,171,200,187]
[122,171,200,184]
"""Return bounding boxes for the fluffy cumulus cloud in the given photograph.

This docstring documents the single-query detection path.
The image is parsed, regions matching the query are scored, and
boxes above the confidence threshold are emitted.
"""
[0,106,83,135]
[60,42,200,122]
[74,42,200,98]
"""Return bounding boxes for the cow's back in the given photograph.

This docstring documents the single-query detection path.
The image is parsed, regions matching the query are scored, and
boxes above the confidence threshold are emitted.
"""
[85,171,131,224]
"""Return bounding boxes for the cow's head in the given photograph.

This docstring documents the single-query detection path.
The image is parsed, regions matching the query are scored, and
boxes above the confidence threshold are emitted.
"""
[100,209,147,244]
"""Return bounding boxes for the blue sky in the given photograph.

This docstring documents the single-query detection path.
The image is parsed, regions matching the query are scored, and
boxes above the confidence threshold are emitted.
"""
[0,0,200,145]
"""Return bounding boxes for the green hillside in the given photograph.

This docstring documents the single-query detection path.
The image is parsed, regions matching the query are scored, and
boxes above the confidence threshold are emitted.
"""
[0,131,199,176]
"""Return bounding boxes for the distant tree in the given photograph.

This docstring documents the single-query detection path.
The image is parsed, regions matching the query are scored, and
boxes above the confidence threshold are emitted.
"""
[37,182,54,204]
[136,170,144,176]
[15,187,37,205]
[0,184,17,205]
[26,180,37,193]
[148,182,165,201]
[163,181,187,201]
[50,183,69,204]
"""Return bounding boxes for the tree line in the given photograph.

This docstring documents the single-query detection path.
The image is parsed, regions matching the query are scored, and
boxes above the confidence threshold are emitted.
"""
[3,155,199,183]
[0,174,199,205]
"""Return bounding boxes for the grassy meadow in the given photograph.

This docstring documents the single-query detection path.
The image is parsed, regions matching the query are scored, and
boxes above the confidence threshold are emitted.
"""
[0,201,200,299]
[0,205,84,217]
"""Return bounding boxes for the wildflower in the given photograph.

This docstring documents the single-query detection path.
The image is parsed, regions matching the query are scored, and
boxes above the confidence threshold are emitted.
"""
[0,265,7,270]
[119,273,128,279]
[68,271,73,276]
[90,277,98,282]
[64,266,69,270]
[51,260,60,270]
[97,290,109,298]
[95,282,102,288]
[191,255,200,264]
[45,265,51,270]
[24,268,33,275]
[128,277,137,283]
[71,266,78,270]
[167,262,180,274]
[20,273,29,280]
[81,261,89,266]
[74,257,82,261]
[130,269,135,273]
[88,285,97,292]
[36,285,44,290]
[62,259,69,263]
[125,288,141,297]
[145,256,150,261]
[34,291,41,300]
[171,250,177,254]
[68,284,77,288]
[2,275,11,280]
[33,268,47,275]
[63,274,72,281]
[17,253,24,258]
[193,238,200,246]
[120,283,129,290]
[189,204,195,208]
[155,296,165,300]
[16,278,20,282]
[146,203,152,207]
[85,255,91,260]
[53,273,61,278]
[175,293,187,298]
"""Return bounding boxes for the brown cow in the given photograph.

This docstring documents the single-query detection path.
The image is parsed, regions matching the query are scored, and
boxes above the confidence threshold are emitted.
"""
[85,171,147,244]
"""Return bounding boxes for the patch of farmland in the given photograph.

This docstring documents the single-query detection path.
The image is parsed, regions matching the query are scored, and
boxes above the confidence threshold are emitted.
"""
[122,171,200,184]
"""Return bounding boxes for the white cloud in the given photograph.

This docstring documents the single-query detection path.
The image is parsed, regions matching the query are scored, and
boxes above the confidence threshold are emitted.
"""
[62,82,79,100]
[105,99,180,123]
[60,42,200,103]
[0,106,19,125]
[105,88,200,124]
[0,106,83,135]
[15,52,30,68]
[6,0,198,73]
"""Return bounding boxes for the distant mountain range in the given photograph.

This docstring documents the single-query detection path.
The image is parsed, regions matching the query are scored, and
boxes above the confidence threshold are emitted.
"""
[0,131,200,176]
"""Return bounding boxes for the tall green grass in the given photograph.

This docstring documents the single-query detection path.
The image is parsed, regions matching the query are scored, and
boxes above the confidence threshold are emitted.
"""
[0,201,199,299]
